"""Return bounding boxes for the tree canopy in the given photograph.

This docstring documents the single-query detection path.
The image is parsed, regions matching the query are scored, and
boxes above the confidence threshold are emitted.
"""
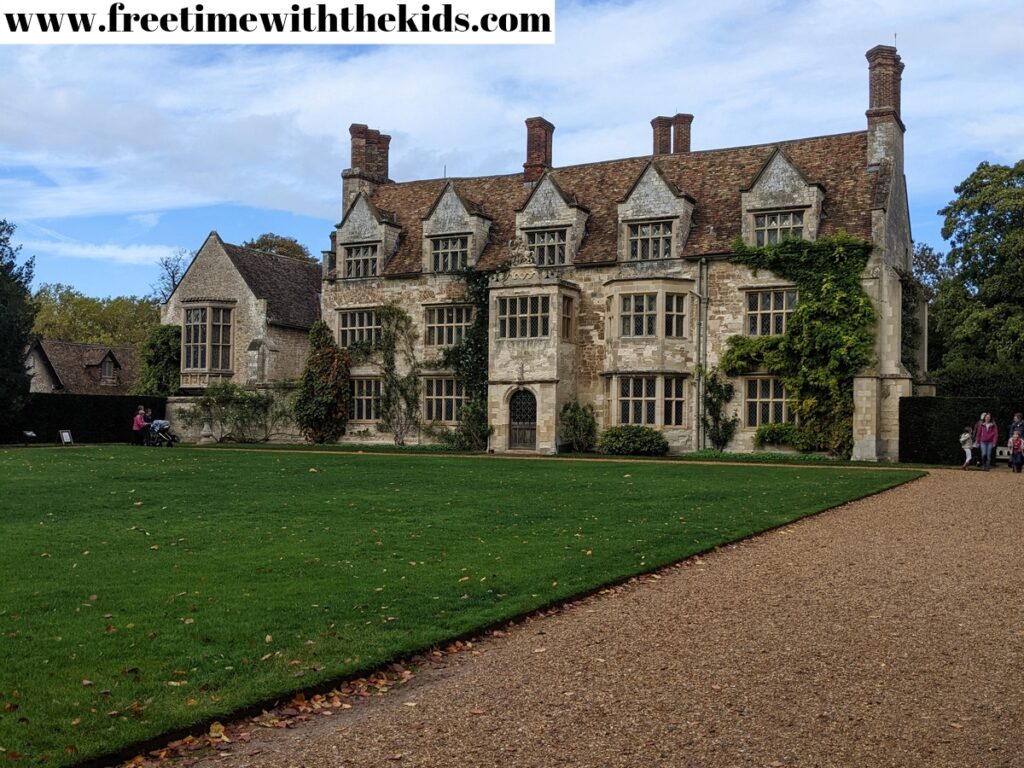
[32,283,159,347]
[929,160,1024,370]
[241,233,316,262]
[0,220,38,424]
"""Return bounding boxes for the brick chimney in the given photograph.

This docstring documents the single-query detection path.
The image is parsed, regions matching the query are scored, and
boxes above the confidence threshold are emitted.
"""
[523,117,554,183]
[672,113,693,154]
[651,116,671,155]
[865,45,905,132]
[342,123,391,214]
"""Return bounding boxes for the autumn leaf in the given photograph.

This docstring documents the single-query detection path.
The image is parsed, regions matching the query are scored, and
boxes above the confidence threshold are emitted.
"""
[208,722,230,743]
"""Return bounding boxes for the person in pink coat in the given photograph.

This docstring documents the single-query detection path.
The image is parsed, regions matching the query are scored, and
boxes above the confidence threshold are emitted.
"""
[974,412,999,471]
[131,405,147,446]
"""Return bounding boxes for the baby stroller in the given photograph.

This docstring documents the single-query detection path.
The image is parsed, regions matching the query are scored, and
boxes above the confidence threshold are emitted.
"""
[149,419,179,447]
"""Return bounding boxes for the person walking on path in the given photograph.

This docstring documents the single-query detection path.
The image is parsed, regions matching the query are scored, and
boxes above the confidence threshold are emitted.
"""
[975,412,999,471]
[959,426,974,470]
[1008,412,1024,439]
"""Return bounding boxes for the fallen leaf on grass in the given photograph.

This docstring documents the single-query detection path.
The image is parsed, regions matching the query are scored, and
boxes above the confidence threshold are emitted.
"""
[208,722,230,743]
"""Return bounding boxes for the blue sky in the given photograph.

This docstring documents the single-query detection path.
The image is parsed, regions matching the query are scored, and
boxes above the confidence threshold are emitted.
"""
[2,0,1022,298]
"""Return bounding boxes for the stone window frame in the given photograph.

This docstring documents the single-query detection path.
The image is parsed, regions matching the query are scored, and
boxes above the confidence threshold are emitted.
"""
[182,303,234,372]
[496,295,551,340]
[525,227,568,266]
[424,304,474,348]
[620,293,658,338]
[745,287,798,337]
[338,307,381,348]
[619,375,658,425]
[423,376,464,424]
[744,375,794,428]
[625,219,674,262]
[753,209,805,246]
[665,293,687,338]
[430,235,470,273]
[350,377,382,422]
[664,376,686,427]
[561,295,575,342]
[342,242,380,279]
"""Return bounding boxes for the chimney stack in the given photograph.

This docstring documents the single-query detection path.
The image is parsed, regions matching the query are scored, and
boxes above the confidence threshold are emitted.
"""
[672,113,693,154]
[651,116,672,155]
[524,117,554,183]
[349,123,391,182]
[865,45,905,132]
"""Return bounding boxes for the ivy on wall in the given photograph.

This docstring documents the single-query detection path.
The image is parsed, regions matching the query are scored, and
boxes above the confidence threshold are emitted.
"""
[429,265,502,450]
[719,233,876,457]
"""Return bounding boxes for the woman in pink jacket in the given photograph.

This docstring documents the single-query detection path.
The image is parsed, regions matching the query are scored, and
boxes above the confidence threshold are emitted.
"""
[975,412,999,471]
[132,405,147,446]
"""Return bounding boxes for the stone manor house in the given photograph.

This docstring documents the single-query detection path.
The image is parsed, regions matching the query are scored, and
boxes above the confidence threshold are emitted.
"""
[163,45,919,461]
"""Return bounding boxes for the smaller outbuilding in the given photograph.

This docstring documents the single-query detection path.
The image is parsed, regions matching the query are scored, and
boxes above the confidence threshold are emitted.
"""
[27,340,138,395]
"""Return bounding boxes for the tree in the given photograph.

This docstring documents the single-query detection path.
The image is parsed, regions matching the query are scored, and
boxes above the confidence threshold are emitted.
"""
[32,283,159,346]
[0,220,37,425]
[133,324,182,396]
[241,233,315,262]
[151,248,192,302]
[292,320,350,443]
[930,160,1024,371]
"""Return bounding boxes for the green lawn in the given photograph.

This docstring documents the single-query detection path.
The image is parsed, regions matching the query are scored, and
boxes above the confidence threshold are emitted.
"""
[0,447,922,765]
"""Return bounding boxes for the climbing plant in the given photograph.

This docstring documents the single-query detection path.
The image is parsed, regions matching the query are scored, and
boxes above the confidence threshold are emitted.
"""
[352,303,421,445]
[697,365,740,450]
[292,320,350,443]
[720,232,876,457]
[431,266,499,450]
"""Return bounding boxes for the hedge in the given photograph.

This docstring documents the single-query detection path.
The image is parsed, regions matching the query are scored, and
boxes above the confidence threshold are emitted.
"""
[1,394,167,445]
[899,396,1023,465]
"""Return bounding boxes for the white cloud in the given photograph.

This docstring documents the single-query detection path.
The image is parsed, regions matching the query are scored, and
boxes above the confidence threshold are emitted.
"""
[0,0,1021,250]
[20,238,178,266]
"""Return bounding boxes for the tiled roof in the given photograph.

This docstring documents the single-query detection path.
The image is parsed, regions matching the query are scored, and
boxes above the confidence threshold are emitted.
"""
[35,340,138,395]
[370,131,876,276]
[221,243,321,329]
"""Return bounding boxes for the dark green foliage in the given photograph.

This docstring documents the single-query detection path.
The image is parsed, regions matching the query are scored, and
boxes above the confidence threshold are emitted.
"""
[179,382,288,443]
[559,400,598,452]
[596,425,670,456]
[433,267,498,449]
[752,422,821,452]
[899,396,1019,465]
[133,324,182,396]
[698,366,740,450]
[927,160,1024,375]
[429,398,491,451]
[0,394,165,444]
[293,320,350,443]
[930,361,1024,402]
[723,233,877,457]
[0,220,37,425]
[241,232,315,262]
[899,268,926,380]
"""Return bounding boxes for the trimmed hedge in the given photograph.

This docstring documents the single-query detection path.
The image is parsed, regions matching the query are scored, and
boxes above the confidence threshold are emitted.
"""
[596,425,670,456]
[899,396,1022,465]
[1,394,166,445]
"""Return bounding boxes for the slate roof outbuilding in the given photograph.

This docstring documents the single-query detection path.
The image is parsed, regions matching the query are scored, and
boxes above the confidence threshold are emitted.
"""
[33,340,138,395]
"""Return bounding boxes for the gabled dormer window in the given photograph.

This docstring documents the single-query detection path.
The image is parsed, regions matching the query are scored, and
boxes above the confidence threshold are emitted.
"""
[344,244,379,278]
[431,236,469,272]
[626,220,673,261]
[617,163,694,262]
[754,211,804,246]
[526,229,567,266]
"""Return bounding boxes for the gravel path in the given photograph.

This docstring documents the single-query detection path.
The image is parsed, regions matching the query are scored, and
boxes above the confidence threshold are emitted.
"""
[189,468,1023,768]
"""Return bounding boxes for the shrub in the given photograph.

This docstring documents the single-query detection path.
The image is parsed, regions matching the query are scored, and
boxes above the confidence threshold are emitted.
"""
[293,321,350,443]
[179,382,286,443]
[596,425,670,456]
[699,366,740,450]
[427,398,491,451]
[133,324,182,396]
[559,400,597,452]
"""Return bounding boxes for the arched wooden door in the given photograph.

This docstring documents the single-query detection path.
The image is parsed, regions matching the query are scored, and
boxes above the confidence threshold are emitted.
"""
[509,389,537,450]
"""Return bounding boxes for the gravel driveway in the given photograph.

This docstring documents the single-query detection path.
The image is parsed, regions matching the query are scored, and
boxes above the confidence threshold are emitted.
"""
[187,468,1023,768]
